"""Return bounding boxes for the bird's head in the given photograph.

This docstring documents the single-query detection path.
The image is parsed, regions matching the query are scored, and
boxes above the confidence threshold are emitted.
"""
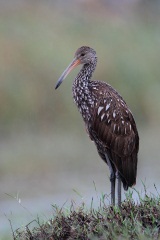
[55,46,96,89]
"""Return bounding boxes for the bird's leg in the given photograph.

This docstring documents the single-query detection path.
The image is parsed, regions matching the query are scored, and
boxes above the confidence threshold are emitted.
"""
[105,154,115,206]
[110,172,116,206]
[116,171,121,207]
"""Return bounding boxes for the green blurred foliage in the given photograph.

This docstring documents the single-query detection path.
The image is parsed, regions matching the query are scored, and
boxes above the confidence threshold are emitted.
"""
[0,0,160,134]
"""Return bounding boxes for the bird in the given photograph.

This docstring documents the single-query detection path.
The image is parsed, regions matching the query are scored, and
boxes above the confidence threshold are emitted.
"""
[55,46,139,206]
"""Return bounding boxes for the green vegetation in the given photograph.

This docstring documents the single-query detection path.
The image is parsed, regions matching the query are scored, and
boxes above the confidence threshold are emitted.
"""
[14,193,160,240]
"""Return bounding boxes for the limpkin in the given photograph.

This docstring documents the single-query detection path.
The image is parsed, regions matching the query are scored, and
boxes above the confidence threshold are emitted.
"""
[55,46,139,206]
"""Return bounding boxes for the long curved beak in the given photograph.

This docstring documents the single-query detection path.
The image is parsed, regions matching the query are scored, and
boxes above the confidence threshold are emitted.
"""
[55,58,81,89]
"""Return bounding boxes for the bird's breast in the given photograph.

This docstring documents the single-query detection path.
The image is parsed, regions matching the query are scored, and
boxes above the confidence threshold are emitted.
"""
[72,85,96,123]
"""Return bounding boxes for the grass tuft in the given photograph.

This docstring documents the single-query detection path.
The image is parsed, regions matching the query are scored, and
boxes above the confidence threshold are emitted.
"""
[14,193,160,240]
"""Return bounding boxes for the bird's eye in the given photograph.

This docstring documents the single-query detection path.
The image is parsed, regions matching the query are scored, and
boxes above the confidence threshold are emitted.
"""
[81,53,85,57]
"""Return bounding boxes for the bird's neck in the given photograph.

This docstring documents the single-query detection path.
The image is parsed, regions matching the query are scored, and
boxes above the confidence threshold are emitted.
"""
[73,59,97,90]
[78,60,96,83]
[72,59,97,122]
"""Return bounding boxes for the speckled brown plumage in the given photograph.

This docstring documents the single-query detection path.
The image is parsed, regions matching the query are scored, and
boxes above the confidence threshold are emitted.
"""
[55,46,139,206]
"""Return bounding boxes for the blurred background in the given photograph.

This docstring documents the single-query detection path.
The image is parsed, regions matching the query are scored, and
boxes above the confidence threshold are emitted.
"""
[0,0,160,238]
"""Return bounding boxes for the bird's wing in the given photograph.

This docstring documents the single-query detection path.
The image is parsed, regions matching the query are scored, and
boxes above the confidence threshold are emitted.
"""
[88,82,139,188]
[89,83,138,157]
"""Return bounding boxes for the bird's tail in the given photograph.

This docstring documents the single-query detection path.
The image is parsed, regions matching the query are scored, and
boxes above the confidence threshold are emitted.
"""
[112,151,138,191]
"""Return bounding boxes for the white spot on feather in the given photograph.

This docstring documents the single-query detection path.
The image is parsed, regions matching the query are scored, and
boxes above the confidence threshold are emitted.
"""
[129,124,132,131]
[98,106,103,115]
[105,103,110,111]
[113,110,116,118]
[121,102,125,106]
[113,124,116,132]
[101,113,105,121]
